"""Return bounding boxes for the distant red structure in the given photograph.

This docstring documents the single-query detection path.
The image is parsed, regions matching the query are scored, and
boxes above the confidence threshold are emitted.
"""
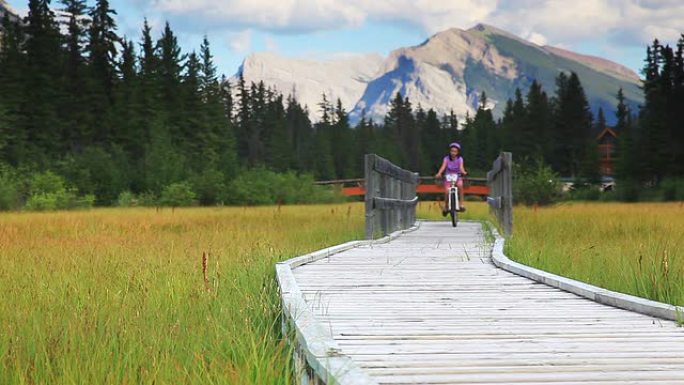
[597,127,618,176]
[316,177,489,198]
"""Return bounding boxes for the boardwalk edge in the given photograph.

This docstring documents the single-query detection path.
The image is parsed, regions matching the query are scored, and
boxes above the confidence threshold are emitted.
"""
[488,222,684,322]
[275,224,420,385]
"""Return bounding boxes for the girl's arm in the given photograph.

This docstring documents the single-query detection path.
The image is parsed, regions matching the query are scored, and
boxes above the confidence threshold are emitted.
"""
[435,159,447,177]
[460,159,468,175]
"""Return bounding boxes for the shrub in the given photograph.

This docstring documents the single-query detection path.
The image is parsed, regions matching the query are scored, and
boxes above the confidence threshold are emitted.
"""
[30,171,66,195]
[615,179,641,202]
[660,178,684,201]
[225,168,345,205]
[159,182,196,207]
[137,192,159,207]
[512,160,562,206]
[24,171,95,211]
[116,191,138,207]
[190,169,226,205]
[566,185,601,201]
[0,164,21,210]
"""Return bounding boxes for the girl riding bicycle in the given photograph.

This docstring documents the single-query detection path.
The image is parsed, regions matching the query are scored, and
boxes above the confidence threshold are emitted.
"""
[435,142,467,216]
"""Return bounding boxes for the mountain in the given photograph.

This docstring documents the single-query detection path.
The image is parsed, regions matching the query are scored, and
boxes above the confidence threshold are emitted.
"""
[233,24,643,125]
[0,0,21,41]
[0,0,20,24]
[233,52,384,118]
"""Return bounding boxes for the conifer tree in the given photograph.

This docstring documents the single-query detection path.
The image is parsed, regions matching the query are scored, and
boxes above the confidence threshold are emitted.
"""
[0,13,26,164]
[59,0,90,151]
[553,72,593,177]
[525,80,553,161]
[24,0,64,163]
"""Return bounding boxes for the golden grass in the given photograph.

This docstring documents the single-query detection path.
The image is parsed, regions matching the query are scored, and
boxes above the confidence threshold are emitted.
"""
[506,202,684,307]
[422,200,684,306]
[2,200,681,384]
[0,205,364,385]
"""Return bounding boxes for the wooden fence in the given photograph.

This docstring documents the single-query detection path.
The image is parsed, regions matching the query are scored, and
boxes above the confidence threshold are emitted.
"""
[364,154,419,239]
[314,176,490,198]
[487,152,513,236]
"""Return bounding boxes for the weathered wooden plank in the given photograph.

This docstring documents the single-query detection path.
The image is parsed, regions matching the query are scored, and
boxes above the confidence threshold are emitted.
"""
[284,220,684,385]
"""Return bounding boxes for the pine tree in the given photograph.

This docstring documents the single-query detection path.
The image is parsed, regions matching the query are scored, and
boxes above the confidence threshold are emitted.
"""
[614,88,637,182]
[265,93,292,172]
[553,72,593,177]
[246,81,267,165]
[201,42,237,180]
[0,13,26,164]
[525,80,553,162]
[286,94,313,172]
[217,76,238,180]
[234,74,251,164]
[137,18,159,148]
[157,22,185,140]
[420,108,442,175]
[639,40,670,182]
[59,0,90,152]
[87,0,119,144]
[181,51,204,170]
[24,0,64,163]
[471,92,499,171]
[384,92,419,169]
[330,99,355,178]
[110,38,145,191]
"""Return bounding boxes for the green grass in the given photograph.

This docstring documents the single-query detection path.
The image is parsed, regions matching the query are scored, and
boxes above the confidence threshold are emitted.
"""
[0,205,364,385]
[3,201,682,384]
[504,202,684,307]
[421,200,684,307]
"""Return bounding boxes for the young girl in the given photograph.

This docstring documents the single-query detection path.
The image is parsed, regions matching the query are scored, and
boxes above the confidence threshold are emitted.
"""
[435,142,467,215]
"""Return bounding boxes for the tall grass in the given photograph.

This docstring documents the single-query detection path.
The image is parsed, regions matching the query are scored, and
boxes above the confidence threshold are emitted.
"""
[420,200,684,307]
[3,201,681,384]
[0,205,364,384]
[505,202,684,307]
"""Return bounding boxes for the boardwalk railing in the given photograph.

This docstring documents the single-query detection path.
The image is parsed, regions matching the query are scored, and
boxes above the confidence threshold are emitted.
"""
[364,154,419,239]
[487,152,513,236]
[314,176,490,197]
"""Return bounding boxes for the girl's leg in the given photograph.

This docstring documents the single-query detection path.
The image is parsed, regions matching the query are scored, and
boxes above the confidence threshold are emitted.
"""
[458,180,465,210]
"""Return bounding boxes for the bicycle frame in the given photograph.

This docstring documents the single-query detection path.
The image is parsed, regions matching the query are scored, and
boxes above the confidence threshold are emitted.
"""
[446,174,460,212]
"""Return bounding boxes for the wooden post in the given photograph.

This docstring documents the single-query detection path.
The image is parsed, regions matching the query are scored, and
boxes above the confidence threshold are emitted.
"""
[487,152,513,237]
[364,154,375,239]
[502,152,513,236]
[364,154,419,239]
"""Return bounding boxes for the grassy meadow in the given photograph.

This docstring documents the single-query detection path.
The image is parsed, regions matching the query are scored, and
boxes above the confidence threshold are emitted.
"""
[1,200,682,384]
[420,200,683,306]
[505,202,684,307]
[0,205,364,385]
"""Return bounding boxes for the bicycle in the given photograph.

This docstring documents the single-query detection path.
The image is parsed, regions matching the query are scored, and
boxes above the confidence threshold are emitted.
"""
[445,173,461,227]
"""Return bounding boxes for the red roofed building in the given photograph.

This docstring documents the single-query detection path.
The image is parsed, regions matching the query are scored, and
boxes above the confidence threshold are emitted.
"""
[597,127,618,176]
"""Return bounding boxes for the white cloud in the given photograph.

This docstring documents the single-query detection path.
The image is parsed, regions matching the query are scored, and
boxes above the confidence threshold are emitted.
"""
[264,35,278,52]
[525,32,548,46]
[145,0,683,48]
[228,29,252,53]
[490,0,684,47]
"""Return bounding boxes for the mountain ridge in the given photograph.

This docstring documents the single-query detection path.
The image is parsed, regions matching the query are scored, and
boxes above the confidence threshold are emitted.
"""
[233,24,642,125]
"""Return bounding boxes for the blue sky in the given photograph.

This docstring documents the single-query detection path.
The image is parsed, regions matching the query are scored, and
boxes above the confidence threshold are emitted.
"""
[6,0,684,78]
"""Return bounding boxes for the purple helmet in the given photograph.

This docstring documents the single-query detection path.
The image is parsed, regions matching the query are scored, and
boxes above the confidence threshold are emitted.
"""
[449,142,461,149]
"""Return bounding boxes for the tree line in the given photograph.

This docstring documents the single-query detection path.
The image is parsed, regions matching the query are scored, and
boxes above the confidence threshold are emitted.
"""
[0,0,682,208]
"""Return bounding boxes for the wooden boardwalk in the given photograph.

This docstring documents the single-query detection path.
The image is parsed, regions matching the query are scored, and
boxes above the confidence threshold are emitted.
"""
[291,221,684,385]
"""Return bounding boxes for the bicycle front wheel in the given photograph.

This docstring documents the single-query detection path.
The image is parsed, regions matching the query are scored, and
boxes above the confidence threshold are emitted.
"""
[449,193,458,227]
